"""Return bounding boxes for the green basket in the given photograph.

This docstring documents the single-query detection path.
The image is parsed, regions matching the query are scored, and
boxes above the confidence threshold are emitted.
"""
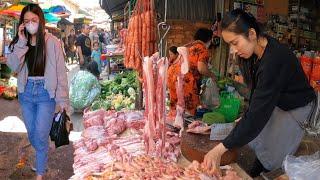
[215,91,241,123]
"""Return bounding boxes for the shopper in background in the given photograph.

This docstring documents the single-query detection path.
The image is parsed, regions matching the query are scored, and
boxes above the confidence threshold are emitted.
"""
[7,4,69,180]
[182,28,216,115]
[91,41,102,75]
[67,28,77,64]
[89,26,99,48]
[75,24,91,69]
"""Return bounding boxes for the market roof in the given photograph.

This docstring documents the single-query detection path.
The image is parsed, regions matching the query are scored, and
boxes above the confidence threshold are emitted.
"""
[100,0,215,22]
[99,0,128,17]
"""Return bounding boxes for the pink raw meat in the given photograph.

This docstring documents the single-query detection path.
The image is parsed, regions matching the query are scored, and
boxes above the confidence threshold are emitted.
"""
[177,47,189,75]
[187,121,211,134]
[105,118,127,135]
[174,73,185,135]
[83,115,104,128]
[143,56,156,154]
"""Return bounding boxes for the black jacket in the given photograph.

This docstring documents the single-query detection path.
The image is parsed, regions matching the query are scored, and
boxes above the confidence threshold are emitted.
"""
[223,36,316,149]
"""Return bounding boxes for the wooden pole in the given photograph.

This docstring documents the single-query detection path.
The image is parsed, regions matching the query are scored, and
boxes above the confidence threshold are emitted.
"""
[135,75,143,110]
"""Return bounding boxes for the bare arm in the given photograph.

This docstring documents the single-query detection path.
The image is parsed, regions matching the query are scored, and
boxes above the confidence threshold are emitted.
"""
[198,61,216,80]
[77,46,84,65]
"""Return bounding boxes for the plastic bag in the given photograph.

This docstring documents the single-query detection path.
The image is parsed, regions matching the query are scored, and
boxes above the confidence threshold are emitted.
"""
[69,70,101,110]
[50,110,72,148]
[283,151,320,180]
[305,91,320,136]
[200,78,220,109]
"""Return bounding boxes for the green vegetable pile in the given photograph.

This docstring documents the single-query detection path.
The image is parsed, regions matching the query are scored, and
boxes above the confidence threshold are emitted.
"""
[91,71,138,111]
[217,78,233,89]
[202,112,226,125]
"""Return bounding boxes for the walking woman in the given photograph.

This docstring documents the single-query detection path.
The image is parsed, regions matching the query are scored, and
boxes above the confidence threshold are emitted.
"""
[7,4,69,179]
[203,9,316,177]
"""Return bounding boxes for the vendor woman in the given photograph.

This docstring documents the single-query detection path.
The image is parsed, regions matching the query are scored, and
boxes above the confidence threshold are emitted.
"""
[167,28,217,116]
[203,9,316,177]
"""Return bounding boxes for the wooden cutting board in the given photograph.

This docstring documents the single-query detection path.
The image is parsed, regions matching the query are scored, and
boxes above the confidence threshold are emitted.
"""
[180,130,238,165]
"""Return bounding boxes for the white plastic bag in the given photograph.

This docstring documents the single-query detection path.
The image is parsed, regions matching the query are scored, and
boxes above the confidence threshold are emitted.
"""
[201,78,220,109]
[305,91,320,136]
[283,151,320,180]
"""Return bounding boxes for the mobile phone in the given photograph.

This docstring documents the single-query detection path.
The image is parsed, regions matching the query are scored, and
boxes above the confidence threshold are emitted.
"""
[23,27,28,38]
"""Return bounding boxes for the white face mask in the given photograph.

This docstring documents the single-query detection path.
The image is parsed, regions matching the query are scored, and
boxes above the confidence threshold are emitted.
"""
[25,22,39,35]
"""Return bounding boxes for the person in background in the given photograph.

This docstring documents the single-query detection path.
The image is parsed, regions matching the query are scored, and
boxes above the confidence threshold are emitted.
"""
[86,60,100,79]
[180,28,216,115]
[75,24,91,69]
[67,29,77,64]
[105,30,112,45]
[98,29,106,45]
[167,46,180,116]
[203,9,316,177]
[91,41,102,75]
[6,4,69,180]
[167,46,199,117]
[89,26,99,48]
[212,12,222,37]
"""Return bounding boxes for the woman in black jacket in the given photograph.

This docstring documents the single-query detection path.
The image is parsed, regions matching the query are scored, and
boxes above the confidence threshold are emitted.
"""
[203,9,316,177]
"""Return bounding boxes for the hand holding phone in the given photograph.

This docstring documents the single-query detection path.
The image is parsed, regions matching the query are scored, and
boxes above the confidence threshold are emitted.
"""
[18,24,27,41]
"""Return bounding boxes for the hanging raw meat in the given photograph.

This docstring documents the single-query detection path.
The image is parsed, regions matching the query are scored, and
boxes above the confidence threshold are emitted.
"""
[142,53,169,157]
[173,47,190,135]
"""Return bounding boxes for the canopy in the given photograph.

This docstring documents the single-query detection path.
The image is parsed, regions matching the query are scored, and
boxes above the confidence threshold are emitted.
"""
[0,4,24,18]
[48,5,71,18]
[44,12,61,23]
[99,0,128,17]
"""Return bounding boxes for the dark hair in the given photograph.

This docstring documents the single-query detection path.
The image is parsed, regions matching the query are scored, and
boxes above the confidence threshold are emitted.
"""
[194,28,213,43]
[169,46,178,55]
[9,4,46,74]
[221,8,262,40]
[93,41,99,46]
[217,12,222,22]
[81,24,88,32]
[221,8,264,88]
[86,61,100,78]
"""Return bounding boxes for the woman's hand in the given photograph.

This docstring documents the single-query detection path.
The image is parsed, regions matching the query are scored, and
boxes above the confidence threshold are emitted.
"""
[210,74,217,82]
[55,105,63,113]
[235,117,242,123]
[203,143,228,175]
[0,56,7,64]
[18,24,27,41]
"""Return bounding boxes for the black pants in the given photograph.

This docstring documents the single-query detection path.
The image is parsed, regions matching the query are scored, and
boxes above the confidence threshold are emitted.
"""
[249,158,270,177]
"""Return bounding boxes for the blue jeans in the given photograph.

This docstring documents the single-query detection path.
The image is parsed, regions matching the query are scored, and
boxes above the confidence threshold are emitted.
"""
[18,79,56,175]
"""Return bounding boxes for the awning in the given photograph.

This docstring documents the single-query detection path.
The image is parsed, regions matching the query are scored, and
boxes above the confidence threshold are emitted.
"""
[44,12,61,23]
[99,0,128,17]
[0,4,24,18]
[48,5,71,18]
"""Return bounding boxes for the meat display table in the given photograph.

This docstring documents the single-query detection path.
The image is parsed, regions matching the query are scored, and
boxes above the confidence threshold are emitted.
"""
[180,130,238,165]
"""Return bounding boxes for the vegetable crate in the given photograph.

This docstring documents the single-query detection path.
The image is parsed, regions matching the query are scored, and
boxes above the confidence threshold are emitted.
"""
[215,91,241,123]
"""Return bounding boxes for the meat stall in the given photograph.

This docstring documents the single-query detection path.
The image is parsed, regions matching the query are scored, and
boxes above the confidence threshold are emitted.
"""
[71,0,252,179]
[70,53,250,179]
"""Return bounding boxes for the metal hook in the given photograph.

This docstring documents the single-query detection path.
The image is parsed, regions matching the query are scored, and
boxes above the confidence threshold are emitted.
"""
[157,22,170,57]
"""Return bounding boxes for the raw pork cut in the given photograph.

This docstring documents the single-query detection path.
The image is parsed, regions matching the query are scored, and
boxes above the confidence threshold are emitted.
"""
[187,120,211,134]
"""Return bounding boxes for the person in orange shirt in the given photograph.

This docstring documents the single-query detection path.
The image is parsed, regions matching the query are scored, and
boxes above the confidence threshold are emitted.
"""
[167,28,216,116]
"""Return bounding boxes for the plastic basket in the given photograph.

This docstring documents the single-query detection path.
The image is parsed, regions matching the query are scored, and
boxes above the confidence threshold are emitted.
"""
[215,91,241,123]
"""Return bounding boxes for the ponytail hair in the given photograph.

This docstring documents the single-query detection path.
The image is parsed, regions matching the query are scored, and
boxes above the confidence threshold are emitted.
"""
[221,9,264,88]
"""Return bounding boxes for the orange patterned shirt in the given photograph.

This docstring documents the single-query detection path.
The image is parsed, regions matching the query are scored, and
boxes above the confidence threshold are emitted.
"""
[167,41,209,115]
